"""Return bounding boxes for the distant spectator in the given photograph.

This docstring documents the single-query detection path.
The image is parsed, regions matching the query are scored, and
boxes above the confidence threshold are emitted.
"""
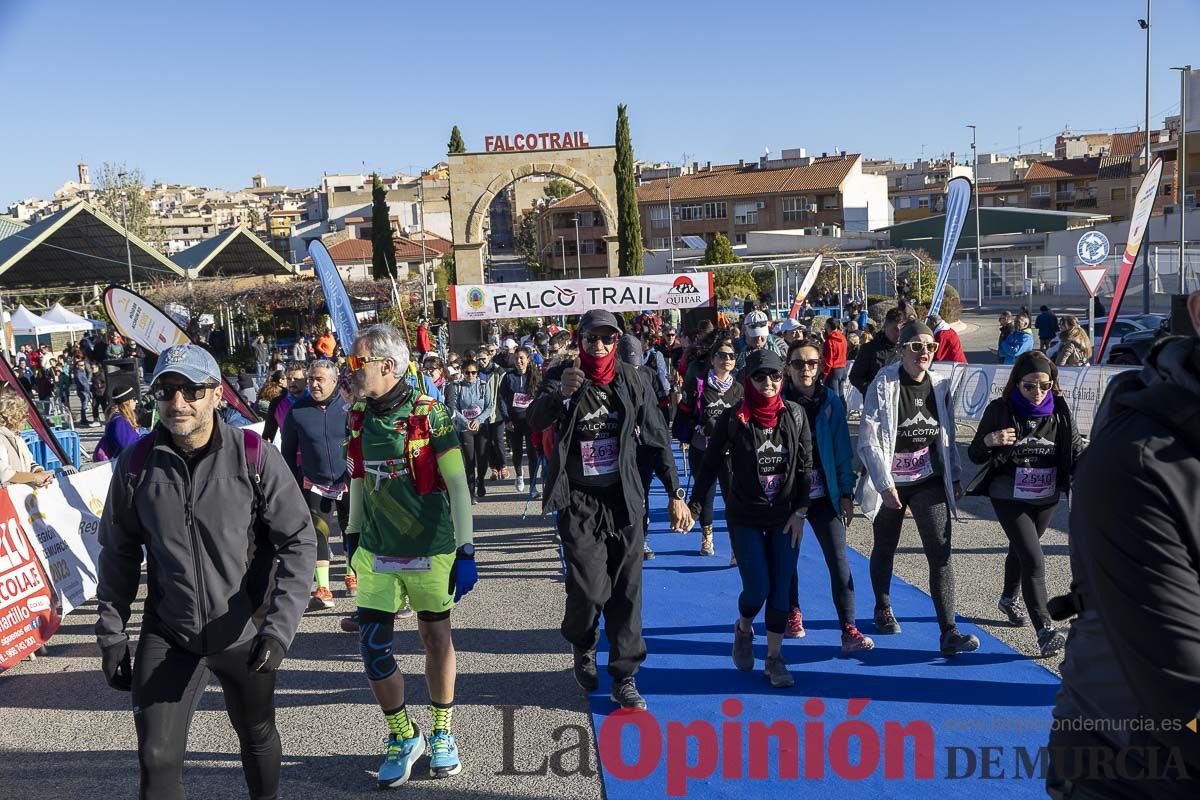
[94,386,142,462]
[252,334,270,377]
[999,314,1034,365]
[929,314,967,363]
[1035,305,1059,350]
[315,330,336,359]
[1054,316,1092,367]
[0,387,53,488]
[105,333,125,361]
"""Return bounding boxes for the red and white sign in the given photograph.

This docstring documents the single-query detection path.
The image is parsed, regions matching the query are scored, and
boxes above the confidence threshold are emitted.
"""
[450,273,715,321]
[1075,266,1108,298]
[0,490,60,673]
[484,131,589,153]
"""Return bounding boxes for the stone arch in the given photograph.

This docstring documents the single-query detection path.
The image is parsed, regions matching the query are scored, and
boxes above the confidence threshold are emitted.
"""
[464,161,617,246]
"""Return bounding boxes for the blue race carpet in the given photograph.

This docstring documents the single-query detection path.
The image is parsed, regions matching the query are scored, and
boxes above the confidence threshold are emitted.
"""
[587,450,1060,799]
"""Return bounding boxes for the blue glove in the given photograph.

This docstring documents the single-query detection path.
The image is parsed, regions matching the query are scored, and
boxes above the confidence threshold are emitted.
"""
[450,548,478,602]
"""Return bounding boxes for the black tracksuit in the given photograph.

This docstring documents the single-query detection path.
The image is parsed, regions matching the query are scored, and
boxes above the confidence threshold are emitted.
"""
[1050,336,1200,798]
[529,361,682,678]
[847,333,900,396]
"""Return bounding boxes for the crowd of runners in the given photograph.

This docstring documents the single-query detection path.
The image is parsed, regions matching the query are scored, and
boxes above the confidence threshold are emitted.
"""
[85,288,1200,798]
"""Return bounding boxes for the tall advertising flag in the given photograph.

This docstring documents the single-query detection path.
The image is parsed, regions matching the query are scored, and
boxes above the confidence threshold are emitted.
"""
[788,254,824,318]
[104,286,259,422]
[308,239,359,355]
[1096,156,1163,360]
[928,176,973,318]
[0,352,72,468]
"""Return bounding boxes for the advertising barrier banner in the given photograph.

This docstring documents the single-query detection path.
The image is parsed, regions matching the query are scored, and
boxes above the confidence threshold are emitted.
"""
[450,273,715,321]
[0,490,60,673]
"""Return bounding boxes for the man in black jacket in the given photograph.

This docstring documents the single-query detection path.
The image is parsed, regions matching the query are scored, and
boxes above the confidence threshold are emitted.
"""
[529,310,692,710]
[848,307,904,396]
[96,344,316,800]
[1049,291,1200,798]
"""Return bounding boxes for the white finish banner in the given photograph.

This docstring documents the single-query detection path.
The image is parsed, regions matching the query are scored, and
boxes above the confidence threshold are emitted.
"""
[449,273,715,321]
[10,464,114,616]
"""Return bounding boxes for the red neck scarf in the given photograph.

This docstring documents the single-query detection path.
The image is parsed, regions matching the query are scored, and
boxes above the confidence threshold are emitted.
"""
[737,377,784,427]
[578,349,617,385]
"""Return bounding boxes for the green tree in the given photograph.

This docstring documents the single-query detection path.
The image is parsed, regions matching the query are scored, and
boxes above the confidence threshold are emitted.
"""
[370,173,394,280]
[613,104,644,276]
[516,211,543,277]
[712,268,760,307]
[432,253,456,300]
[700,233,739,265]
[543,179,574,201]
[448,126,466,154]
[94,162,152,243]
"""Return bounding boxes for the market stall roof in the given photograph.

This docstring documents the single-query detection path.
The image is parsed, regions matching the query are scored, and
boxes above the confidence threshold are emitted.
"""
[6,304,78,335]
[0,201,187,288]
[171,225,296,278]
[40,302,99,332]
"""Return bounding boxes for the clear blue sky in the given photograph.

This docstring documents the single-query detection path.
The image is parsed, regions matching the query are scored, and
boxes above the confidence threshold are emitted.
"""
[1,0,1196,208]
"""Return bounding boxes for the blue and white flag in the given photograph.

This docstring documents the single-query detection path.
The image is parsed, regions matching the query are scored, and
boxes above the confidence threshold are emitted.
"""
[928,176,973,318]
[309,239,359,354]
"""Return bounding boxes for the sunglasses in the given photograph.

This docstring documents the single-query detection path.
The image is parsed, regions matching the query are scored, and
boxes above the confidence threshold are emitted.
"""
[464,370,479,376]
[584,333,618,346]
[751,371,783,383]
[152,383,217,402]
[790,358,821,369]
[904,342,939,354]
[1020,380,1054,392]
[346,355,388,372]
[713,351,736,361]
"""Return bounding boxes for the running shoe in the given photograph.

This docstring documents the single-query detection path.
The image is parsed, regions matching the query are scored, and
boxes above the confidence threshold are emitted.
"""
[308,586,335,611]
[1037,626,1067,658]
[763,654,794,688]
[516,476,526,493]
[998,595,1029,627]
[840,625,875,653]
[939,628,981,657]
[476,483,486,498]
[339,614,360,633]
[699,527,714,556]
[873,605,902,634]
[784,607,806,639]
[643,542,655,560]
[428,730,462,778]
[732,622,754,671]
[472,496,479,505]
[378,728,426,788]
[572,646,598,691]
[344,574,357,598]
[610,677,647,710]
[396,605,415,620]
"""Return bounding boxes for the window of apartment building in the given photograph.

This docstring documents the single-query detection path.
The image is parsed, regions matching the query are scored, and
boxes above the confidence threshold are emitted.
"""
[679,204,703,221]
[704,202,727,219]
[733,202,759,225]
[782,196,812,221]
[650,236,670,249]
[917,197,930,209]
[734,233,747,244]
[822,194,840,209]
[182,227,189,234]
[203,226,210,233]
[1111,187,1127,203]
[649,205,670,228]
[1030,184,1049,197]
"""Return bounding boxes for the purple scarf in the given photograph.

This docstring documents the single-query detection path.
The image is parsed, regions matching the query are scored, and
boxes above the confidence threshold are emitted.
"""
[1009,387,1055,418]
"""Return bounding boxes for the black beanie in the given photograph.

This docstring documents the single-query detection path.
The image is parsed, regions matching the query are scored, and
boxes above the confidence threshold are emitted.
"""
[899,320,934,344]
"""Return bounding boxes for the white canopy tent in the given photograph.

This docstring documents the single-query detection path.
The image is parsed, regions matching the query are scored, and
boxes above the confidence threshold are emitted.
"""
[6,305,76,336]
[40,303,100,332]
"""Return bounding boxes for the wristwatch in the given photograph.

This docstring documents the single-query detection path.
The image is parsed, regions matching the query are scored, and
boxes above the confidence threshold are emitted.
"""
[457,543,475,559]
[674,488,686,500]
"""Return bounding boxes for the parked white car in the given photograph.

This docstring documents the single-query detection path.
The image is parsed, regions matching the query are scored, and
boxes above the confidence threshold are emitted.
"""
[1045,315,1153,362]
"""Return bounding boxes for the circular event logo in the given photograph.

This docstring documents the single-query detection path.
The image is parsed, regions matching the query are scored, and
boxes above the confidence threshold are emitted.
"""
[959,368,991,418]
[466,287,486,310]
[1076,231,1110,266]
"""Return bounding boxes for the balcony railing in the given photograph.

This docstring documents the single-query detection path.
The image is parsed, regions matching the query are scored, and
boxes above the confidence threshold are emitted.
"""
[1055,191,1074,202]
[1074,197,1098,209]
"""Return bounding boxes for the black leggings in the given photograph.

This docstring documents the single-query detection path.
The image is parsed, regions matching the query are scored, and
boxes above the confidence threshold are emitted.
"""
[306,491,341,563]
[687,445,731,528]
[487,420,506,470]
[506,417,532,473]
[870,479,956,632]
[132,626,280,800]
[992,498,1057,630]
[459,428,490,489]
[789,496,856,626]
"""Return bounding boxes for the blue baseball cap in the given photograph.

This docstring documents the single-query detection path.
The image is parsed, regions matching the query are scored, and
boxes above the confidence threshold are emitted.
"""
[151,344,221,386]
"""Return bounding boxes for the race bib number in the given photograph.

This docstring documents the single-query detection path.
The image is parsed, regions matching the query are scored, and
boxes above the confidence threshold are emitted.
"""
[373,555,432,573]
[512,392,533,410]
[580,437,619,476]
[1015,466,1056,500]
[304,477,346,500]
[809,469,827,500]
[892,447,933,483]
[760,473,784,501]
[462,406,482,420]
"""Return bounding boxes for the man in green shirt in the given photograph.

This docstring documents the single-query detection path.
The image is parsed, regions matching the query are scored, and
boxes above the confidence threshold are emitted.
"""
[345,324,477,787]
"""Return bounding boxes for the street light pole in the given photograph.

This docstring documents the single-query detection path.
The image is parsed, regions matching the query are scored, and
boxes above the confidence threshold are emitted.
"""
[968,125,982,299]
[1140,4,1153,312]
[560,235,567,274]
[418,178,429,318]
[667,167,675,273]
[1173,65,1191,294]
[118,171,134,287]
[573,213,582,280]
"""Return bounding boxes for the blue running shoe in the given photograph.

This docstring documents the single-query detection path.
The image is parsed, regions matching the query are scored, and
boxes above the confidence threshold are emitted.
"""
[378,727,425,788]
[428,730,462,778]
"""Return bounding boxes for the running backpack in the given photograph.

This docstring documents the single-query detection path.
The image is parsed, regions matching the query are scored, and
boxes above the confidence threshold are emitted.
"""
[347,394,446,496]
[124,428,267,514]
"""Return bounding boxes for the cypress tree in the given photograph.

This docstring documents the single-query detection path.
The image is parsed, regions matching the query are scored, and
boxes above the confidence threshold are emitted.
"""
[448,126,466,154]
[614,104,644,276]
[700,233,739,265]
[370,173,393,280]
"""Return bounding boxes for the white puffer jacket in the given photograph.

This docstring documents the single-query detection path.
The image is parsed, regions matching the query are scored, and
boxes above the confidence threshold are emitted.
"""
[856,362,961,521]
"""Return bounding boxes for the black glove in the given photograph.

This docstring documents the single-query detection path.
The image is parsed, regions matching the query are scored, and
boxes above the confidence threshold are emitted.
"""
[101,642,132,691]
[247,634,287,673]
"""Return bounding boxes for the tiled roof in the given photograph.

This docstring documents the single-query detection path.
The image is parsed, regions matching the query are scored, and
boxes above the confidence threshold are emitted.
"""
[1097,156,1134,181]
[547,156,858,210]
[326,238,373,262]
[1024,157,1101,181]
[1108,132,1144,159]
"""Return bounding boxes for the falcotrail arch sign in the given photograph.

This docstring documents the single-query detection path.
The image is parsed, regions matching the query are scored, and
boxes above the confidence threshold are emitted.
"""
[449,274,715,322]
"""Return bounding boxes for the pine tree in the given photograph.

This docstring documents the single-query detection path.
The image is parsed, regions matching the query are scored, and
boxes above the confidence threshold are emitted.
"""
[370,173,394,280]
[613,104,644,276]
[448,126,466,154]
[700,233,739,265]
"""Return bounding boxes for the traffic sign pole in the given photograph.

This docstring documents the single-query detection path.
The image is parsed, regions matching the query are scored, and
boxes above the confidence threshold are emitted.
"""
[1089,295,1096,365]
